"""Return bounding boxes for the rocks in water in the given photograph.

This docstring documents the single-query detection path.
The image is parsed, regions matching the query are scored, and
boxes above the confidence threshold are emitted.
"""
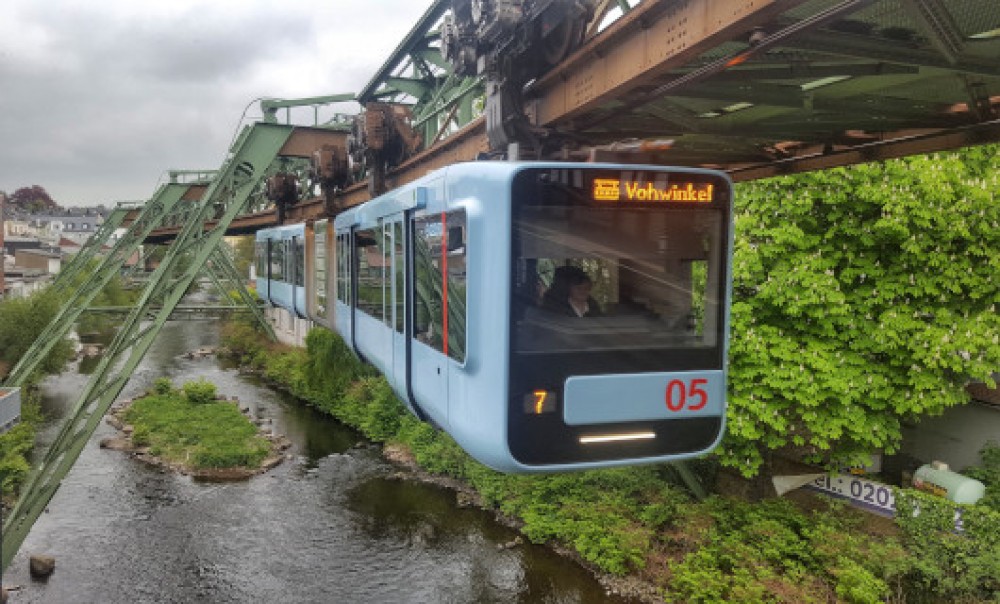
[498,536,523,550]
[79,344,102,358]
[98,437,131,451]
[182,347,216,359]
[28,554,55,579]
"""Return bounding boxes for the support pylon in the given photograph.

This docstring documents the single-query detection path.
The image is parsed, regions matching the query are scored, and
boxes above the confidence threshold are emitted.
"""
[1,122,295,570]
[49,204,131,291]
[2,184,199,387]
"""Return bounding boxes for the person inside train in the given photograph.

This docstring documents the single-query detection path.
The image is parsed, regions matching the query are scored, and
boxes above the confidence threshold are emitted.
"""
[542,265,602,317]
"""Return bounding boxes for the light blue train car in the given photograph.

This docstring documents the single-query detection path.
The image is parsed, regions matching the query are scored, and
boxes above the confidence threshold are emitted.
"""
[255,223,307,318]
[321,161,734,473]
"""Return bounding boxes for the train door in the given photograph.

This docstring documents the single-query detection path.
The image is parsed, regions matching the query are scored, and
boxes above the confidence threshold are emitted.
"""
[389,217,407,395]
[408,212,449,424]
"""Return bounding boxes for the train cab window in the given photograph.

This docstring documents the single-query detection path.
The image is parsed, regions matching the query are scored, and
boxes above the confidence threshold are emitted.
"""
[413,210,467,363]
[355,227,384,321]
[511,168,729,366]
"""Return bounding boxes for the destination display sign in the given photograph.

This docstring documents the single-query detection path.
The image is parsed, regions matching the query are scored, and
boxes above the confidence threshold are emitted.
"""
[592,178,716,203]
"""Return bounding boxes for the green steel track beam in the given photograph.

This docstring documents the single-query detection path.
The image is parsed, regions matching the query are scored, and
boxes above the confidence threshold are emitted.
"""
[1,122,294,571]
[356,0,484,146]
[2,185,192,387]
[358,0,451,103]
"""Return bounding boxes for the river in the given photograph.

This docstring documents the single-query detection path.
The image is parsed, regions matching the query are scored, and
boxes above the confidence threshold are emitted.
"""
[5,320,630,603]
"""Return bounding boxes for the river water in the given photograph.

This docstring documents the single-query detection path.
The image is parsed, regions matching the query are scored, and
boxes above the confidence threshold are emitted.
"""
[6,320,629,603]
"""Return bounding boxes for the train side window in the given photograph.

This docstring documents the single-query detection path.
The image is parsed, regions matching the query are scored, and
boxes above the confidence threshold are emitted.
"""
[393,221,404,334]
[255,241,266,279]
[336,233,351,305]
[271,239,284,282]
[413,210,466,363]
[355,227,384,321]
[379,221,392,327]
[314,226,327,318]
[294,237,305,287]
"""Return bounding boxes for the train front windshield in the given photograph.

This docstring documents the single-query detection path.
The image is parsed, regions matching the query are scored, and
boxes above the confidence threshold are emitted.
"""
[508,166,732,466]
[512,168,729,364]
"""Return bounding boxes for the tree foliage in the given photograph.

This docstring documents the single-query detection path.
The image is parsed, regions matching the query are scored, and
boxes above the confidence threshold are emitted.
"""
[9,185,59,213]
[0,289,74,379]
[231,235,255,280]
[723,144,1000,476]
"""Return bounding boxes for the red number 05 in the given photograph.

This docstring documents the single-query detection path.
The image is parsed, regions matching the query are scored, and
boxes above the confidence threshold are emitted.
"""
[665,378,709,412]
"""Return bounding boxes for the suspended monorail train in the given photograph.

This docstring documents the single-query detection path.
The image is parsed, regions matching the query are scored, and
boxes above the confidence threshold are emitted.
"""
[256,161,733,473]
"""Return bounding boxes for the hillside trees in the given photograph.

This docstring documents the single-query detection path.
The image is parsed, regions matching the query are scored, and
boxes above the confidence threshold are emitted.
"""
[722,144,1000,476]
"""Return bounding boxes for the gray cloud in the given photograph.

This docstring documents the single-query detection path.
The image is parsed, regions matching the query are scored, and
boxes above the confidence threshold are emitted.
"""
[0,0,431,206]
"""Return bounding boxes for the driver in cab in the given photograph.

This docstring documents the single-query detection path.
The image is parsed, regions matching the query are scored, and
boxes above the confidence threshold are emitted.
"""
[542,266,602,318]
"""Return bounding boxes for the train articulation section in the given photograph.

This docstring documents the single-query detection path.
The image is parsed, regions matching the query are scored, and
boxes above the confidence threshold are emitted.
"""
[256,161,734,472]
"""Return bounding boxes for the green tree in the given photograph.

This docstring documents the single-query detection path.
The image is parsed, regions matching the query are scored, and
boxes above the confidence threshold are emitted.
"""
[231,235,255,279]
[10,185,59,213]
[723,145,1000,476]
[0,290,74,379]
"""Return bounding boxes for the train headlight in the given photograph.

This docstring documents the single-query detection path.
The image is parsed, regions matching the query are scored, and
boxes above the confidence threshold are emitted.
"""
[579,432,656,445]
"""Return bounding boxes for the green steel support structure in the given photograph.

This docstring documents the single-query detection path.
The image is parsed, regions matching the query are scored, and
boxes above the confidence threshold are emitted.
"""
[49,204,133,292]
[2,184,195,387]
[1,122,294,571]
[202,245,275,341]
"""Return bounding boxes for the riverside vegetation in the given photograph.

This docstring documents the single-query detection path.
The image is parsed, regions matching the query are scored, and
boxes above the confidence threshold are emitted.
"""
[0,268,141,497]
[223,323,999,603]
[115,377,277,476]
[0,289,77,497]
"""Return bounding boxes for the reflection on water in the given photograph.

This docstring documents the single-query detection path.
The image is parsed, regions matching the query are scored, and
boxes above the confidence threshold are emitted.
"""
[10,319,629,603]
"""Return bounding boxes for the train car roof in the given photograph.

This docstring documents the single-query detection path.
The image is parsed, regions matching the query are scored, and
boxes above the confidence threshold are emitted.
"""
[333,160,733,229]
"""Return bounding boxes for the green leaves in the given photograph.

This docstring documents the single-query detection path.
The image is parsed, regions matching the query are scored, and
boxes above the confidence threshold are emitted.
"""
[725,145,1000,475]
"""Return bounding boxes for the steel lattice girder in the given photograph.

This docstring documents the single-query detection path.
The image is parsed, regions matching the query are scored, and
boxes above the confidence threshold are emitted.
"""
[0,122,294,571]
[1,185,192,387]
[49,205,131,292]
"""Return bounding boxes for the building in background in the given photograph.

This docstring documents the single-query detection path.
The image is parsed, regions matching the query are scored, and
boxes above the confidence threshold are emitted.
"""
[15,249,61,275]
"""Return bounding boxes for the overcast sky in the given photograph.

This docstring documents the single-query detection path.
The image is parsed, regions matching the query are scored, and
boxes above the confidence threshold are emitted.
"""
[0,0,433,207]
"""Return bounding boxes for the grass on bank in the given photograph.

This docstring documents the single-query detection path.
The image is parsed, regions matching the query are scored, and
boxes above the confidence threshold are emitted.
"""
[123,378,271,469]
[223,321,1000,603]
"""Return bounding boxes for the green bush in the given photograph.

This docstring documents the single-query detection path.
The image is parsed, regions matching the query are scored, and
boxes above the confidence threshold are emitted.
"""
[0,390,44,493]
[153,377,174,395]
[665,498,910,604]
[0,454,31,493]
[962,441,1000,512]
[182,379,217,404]
[894,489,1000,600]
